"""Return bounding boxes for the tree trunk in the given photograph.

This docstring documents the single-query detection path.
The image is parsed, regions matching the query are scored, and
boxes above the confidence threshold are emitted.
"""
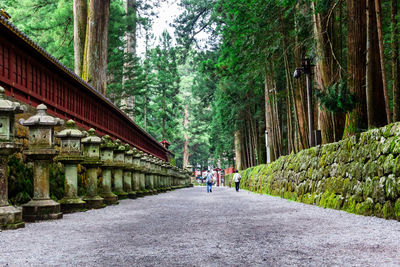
[343,0,367,137]
[73,0,87,77]
[234,130,242,170]
[312,1,338,144]
[182,104,190,168]
[294,3,309,149]
[121,0,137,120]
[162,87,166,139]
[374,0,391,123]
[82,0,110,95]
[366,0,387,128]
[392,0,400,122]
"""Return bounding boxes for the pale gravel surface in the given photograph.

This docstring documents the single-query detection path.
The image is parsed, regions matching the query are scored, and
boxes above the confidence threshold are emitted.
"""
[1,186,400,266]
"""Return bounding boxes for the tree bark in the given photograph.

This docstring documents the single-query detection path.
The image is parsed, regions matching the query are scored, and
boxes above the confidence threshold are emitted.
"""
[343,0,367,137]
[312,1,339,144]
[73,0,87,77]
[234,130,242,170]
[366,0,387,128]
[182,104,190,168]
[121,0,137,119]
[392,0,400,122]
[294,3,309,149]
[82,0,110,95]
[374,0,391,123]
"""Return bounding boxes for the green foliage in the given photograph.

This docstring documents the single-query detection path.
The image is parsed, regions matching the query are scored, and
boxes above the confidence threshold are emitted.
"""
[1,0,74,69]
[8,154,33,205]
[49,163,65,201]
[315,80,357,114]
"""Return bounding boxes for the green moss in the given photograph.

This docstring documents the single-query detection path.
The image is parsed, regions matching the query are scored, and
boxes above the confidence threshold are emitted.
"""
[382,201,394,219]
[356,198,374,216]
[385,175,397,200]
[374,203,383,218]
[343,196,356,213]
[394,199,400,220]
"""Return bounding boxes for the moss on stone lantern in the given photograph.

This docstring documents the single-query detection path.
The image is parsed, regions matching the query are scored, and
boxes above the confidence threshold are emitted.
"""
[112,139,128,199]
[55,120,85,213]
[99,135,118,205]
[81,128,104,209]
[19,103,64,222]
[123,144,136,199]
[0,86,26,229]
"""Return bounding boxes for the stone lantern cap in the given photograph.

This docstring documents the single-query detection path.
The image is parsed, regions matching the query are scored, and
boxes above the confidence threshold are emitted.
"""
[55,120,84,139]
[0,86,26,113]
[81,128,101,144]
[100,135,115,150]
[132,147,141,158]
[81,128,102,166]
[55,120,84,163]
[113,139,126,153]
[19,104,63,127]
[124,145,134,170]
[112,139,126,167]
[124,144,133,156]
[100,135,116,168]
[132,149,145,171]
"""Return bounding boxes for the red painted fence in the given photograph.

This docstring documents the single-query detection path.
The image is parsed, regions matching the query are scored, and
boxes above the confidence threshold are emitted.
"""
[0,15,169,161]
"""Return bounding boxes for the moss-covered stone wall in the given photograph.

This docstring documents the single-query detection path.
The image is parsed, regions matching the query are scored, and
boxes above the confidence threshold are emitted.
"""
[230,123,400,220]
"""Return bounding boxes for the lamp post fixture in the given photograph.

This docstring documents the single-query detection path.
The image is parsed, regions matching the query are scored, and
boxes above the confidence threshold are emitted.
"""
[294,58,315,147]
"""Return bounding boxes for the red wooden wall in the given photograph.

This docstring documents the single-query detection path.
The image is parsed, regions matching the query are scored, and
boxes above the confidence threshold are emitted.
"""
[0,16,169,161]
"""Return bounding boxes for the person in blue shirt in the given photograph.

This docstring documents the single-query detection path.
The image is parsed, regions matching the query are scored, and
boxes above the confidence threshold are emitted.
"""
[205,170,213,193]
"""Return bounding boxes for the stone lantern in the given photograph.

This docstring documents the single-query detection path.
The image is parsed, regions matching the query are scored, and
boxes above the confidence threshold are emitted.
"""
[81,128,104,209]
[165,164,172,191]
[160,163,169,192]
[55,120,85,213]
[0,86,26,229]
[113,139,128,199]
[142,154,152,195]
[149,157,158,194]
[19,103,64,222]
[100,135,118,205]
[131,147,141,197]
[136,150,147,197]
[154,158,163,192]
[147,155,157,194]
[123,144,136,199]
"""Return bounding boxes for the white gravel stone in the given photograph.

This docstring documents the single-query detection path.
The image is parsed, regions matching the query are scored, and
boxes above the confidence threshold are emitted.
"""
[1,186,400,266]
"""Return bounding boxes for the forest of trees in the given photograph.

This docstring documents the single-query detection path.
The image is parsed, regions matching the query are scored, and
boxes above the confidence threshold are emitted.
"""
[0,0,398,171]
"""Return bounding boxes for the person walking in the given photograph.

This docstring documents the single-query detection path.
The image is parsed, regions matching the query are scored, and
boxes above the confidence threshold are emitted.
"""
[206,170,213,193]
[233,170,241,192]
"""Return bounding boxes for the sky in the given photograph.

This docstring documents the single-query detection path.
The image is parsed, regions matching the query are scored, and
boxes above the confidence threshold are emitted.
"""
[137,0,181,56]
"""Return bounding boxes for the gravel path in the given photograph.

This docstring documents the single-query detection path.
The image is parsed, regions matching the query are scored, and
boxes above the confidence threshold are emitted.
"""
[1,186,400,266]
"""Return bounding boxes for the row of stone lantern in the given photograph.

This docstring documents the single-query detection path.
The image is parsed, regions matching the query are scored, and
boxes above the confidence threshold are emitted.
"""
[0,95,192,230]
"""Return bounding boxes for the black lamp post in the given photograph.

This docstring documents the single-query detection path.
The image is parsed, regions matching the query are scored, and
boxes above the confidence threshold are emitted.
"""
[294,58,315,147]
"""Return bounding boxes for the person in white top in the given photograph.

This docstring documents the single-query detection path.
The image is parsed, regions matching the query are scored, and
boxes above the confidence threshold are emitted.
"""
[233,170,241,192]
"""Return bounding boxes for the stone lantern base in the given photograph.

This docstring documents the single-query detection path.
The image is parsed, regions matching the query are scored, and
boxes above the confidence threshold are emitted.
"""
[83,195,105,209]
[127,191,137,199]
[101,192,118,205]
[59,197,86,213]
[0,206,25,230]
[113,191,129,200]
[135,190,145,197]
[22,199,63,222]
